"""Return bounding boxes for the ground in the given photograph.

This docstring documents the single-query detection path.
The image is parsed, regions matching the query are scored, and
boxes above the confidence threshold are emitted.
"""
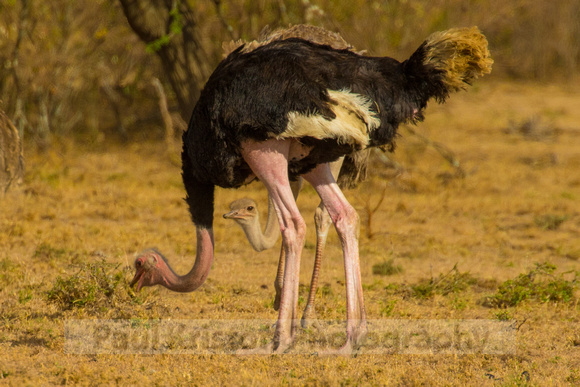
[1,81,579,385]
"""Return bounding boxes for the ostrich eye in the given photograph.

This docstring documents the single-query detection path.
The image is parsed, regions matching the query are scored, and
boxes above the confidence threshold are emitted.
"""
[247,206,254,211]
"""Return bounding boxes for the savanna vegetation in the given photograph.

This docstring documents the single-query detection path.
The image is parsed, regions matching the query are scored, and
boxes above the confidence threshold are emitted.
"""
[1,0,579,385]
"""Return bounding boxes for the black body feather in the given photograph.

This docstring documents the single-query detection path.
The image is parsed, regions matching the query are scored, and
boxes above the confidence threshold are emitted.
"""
[185,40,429,184]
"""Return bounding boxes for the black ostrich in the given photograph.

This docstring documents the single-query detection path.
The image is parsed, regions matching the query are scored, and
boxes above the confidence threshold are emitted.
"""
[131,26,492,353]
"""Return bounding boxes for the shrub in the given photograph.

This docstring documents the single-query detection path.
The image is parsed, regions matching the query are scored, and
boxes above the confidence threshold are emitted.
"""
[483,263,578,308]
[47,260,132,310]
[372,259,403,276]
[534,214,568,230]
[410,265,476,299]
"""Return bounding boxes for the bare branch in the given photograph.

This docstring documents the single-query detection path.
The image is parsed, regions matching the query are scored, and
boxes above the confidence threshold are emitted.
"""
[151,77,175,154]
[403,125,465,177]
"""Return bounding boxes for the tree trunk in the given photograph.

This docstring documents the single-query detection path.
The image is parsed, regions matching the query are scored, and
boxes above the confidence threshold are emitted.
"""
[0,109,24,195]
[117,0,212,119]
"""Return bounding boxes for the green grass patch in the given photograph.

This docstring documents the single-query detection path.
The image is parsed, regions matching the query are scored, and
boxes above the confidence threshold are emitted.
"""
[494,310,512,321]
[18,288,33,304]
[320,283,333,297]
[534,214,568,230]
[0,258,23,286]
[33,242,77,261]
[483,262,578,307]
[410,265,476,299]
[379,299,397,317]
[567,369,580,384]
[372,259,403,276]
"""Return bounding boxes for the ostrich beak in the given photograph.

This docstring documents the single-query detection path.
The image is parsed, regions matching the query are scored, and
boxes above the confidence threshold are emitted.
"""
[223,210,244,220]
[130,268,145,291]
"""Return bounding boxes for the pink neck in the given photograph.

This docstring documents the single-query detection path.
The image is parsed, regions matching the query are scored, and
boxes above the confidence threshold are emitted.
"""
[163,227,214,292]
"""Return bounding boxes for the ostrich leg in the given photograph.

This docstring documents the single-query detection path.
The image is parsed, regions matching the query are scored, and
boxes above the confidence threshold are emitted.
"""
[273,178,302,311]
[273,158,343,325]
[241,139,306,352]
[303,162,367,352]
[301,158,344,328]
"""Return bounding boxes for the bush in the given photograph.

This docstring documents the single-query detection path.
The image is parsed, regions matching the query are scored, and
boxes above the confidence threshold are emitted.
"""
[410,265,476,299]
[47,260,131,310]
[483,263,578,308]
[372,259,403,276]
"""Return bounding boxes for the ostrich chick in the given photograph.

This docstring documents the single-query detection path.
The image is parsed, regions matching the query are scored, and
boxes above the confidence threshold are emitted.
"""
[131,26,492,353]
[223,197,279,253]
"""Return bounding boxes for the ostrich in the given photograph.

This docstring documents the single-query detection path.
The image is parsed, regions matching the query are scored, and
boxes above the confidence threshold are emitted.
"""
[222,26,371,327]
[131,25,492,353]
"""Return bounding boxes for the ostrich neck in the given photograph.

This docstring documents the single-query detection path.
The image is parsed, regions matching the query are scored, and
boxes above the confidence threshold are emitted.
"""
[243,197,279,252]
[163,227,214,292]
[262,197,279,246]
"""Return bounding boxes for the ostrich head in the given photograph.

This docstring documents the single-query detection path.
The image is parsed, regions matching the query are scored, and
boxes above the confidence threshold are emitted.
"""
[222,197,259,226]
[130,248,171,291]
[223,197,279,252]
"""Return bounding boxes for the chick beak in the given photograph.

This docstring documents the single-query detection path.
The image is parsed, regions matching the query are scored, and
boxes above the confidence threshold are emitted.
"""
[223,210,243,219]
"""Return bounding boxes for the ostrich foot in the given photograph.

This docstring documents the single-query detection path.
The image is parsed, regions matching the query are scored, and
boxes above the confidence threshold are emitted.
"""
[271,322,296,353]
[345,320,368,350]
[272,341,292,354]
[234,337,294,355]
[316,323,368,356]
[300,305,320,329]
[350,322,368,347]
[234,340,292,355]
[317,342,357,356]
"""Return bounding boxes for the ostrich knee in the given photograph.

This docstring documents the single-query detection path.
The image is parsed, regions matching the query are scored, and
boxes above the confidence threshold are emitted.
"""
[280,215,307,254]
[331,203,360,242]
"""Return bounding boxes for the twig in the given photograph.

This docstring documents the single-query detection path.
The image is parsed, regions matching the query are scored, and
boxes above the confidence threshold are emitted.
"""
[403,125,465,177]
[372,148,406,172]
[9,0,30,96]
[151,78,175,154]
[276,0,289,24]
[429,263,459,286]
[515,317,528,331]
[212,0,237,40]
[357,182,388,240]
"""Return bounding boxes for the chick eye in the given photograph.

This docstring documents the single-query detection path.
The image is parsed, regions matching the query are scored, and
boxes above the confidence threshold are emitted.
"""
[247,206,254,211]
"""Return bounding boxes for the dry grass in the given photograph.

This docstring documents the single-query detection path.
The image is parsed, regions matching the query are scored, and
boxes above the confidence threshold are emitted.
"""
[1,81,580,385]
